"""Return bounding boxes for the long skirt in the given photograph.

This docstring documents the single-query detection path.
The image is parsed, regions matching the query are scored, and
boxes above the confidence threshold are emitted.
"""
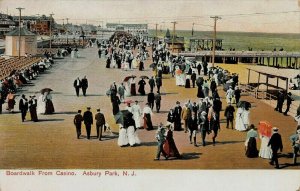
[163,139,180,158]
[7,99,15,110]
[245,137,258,158]
[143,113,153,130]
[45,100,55,114]
[30,108,38,122]
[133,113,141,128]
[174,119,182,131]
[131,84,136,96]
[185,79,191,88]
[197,87,205,98]
[127,126,141,146]
[118,128,129,146]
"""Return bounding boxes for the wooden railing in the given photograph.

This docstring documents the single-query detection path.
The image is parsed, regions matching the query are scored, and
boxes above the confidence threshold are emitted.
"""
[240,83,298,116]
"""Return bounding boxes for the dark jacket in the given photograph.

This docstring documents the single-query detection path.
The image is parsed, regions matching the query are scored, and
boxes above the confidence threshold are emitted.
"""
[147,92,155,103]
[224,105,235,119]
[83,111,93,125]
[95,112,105,126]
[19,98,28,111]
[73,79,81,88]
[74,114,83,125]
[167,111,175,123]
[155,77,162,87]
[268,133,283,151]
[191,73,197,81]
[187,116,198,131]
[81,78,88,89]
[149,78,155,87]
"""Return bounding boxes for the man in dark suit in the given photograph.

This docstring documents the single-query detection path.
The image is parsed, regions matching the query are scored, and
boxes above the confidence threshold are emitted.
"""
[147,91,155,110]
[74,110,83,139]
[210,111,220,146]
[268,127,283,169]
[95,109,106,141]
[188,111,198,147]
[167,108,175,126]
[155,76,162,94]
[196,63,202,75]
[83,107,93,139]
[73,77,81,97]
[148,76,155,93]
[284,92,294,116]
[154,92,161,113]
[19,94,28,122]
[81,76,88,96]
[224,103,235,129]
[198,111,209,146]
[174,101,182,131]
[191,71,197,88]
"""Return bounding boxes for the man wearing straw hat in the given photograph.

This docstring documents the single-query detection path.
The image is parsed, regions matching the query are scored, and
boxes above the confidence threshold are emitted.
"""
[268,127,283,169]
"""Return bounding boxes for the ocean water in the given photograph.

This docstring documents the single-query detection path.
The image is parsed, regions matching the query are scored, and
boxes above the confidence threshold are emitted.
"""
[149,30,300,52]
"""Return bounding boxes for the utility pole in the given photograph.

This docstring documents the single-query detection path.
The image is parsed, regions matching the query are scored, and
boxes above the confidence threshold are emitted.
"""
[16,7,25,59]
[171,21,177,53]
[192,22,195,36]
[49,13,54,49]
[210,16,221,67]
[155,23,158,41]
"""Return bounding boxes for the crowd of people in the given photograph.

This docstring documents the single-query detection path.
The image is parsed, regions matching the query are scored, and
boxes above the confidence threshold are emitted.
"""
[0,53,57,116]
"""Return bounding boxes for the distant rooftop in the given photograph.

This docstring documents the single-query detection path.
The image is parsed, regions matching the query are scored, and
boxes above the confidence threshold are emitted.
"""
[5,27,35,36]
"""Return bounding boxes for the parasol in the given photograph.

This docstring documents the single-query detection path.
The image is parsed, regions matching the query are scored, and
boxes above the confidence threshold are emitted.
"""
[114,111,124,125]
[149,63,156,68]
[196,77,204,86]
[258,121,272,138]
[40,88,53,94]
[140,75,149,79]
[123,75,136,82]
[237,101,251,109]
[123,100,134,104]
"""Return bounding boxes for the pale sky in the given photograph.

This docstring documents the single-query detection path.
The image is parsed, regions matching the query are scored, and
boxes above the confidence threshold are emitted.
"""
[0,0,300,33]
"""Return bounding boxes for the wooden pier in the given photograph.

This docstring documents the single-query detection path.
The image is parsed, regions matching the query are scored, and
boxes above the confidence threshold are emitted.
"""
[178,50,300,68]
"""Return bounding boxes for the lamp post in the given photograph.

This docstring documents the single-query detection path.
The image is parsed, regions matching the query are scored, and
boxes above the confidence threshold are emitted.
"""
[49,13,54,49]
[210,16,221,67]
[16,7,25,59]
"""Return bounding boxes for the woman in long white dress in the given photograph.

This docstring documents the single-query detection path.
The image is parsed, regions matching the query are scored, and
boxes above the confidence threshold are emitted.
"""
[179,73,186,86]
[242,109,250,130]
[127,125,141,146]
[235,107,247,131]
[117,124,129,147]
[259,135,272,159]
[125,81,131,97]
[37,94,46,115]
[131,101,142,129]
[175,66,181,86]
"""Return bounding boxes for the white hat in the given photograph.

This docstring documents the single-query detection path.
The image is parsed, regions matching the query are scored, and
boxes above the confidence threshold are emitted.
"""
[201,111,207,115]
[297,129,300,134]
[272,127,279,132]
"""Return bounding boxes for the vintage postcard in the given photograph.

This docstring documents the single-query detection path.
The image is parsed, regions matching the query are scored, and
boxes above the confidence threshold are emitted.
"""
[0,0,299,190]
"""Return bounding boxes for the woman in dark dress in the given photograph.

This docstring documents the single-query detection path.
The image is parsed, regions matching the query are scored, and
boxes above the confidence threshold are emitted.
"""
[138,79,146,95]
[130,78,136,96]
[106,57,111,68]
[138,61,144,71]
[197,85,205,98]
[246,137,259,158]
[163,125,182,159]
[112,95,121,115]
[45,92,55,114]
